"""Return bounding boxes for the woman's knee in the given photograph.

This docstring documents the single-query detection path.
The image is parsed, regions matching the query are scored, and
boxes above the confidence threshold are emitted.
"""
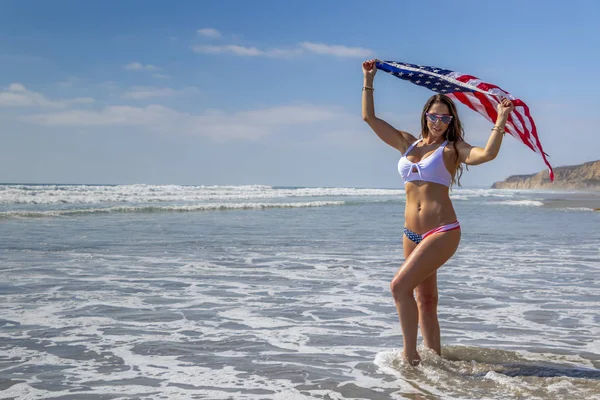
[390,275,413,301]
[416,293,438,312]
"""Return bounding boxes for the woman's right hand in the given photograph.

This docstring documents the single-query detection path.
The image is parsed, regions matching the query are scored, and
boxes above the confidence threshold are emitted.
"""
[362,59,378,78]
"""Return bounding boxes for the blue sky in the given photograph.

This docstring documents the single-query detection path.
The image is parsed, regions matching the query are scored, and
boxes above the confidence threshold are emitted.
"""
[1,1,598,188]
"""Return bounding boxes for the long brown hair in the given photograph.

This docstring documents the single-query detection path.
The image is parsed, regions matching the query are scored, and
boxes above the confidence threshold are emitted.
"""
[420,94,466,187]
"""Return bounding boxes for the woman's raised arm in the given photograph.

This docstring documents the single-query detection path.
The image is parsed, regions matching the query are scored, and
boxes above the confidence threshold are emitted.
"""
[361,59,417,153]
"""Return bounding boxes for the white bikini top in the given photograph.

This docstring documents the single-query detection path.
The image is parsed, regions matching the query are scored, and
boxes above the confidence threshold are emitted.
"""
[397,139,452,187]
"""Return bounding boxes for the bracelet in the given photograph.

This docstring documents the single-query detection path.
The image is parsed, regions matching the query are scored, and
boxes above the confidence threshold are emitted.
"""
[492,126,505,135]
[362,86,374,91]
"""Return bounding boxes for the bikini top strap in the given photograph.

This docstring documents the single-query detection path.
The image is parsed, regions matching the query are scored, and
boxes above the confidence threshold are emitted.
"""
[402,139,422,157]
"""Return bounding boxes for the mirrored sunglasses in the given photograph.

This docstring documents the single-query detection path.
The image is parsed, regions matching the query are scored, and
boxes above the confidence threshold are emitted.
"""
[426,113,453,124]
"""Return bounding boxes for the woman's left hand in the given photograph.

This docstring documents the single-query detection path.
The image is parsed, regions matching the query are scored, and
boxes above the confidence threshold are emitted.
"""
[497,98,515,120]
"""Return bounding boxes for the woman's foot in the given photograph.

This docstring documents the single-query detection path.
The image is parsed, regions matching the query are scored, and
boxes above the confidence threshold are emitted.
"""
[402,350,421,366]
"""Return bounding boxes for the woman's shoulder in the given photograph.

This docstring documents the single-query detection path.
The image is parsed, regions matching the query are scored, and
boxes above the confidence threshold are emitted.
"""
[443,139,471,160]
[446,138,471,150]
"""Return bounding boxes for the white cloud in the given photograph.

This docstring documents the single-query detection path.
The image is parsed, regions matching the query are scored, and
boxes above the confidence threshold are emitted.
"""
[11,83,29,91]
[193,44,264,56]
[0,83,94,108]
[236,105,339,125]
[197,28,221,38]
[121,86,199,100]
[299,42,374,58]
[27,105,174,126]
[192,44,302,58]
[124,62,160,71]
[191,42,371,59]
[66,97,95,105]
[26,103,345,140]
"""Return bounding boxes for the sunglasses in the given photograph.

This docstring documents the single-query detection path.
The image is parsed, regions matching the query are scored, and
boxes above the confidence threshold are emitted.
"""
[425,113,453,124]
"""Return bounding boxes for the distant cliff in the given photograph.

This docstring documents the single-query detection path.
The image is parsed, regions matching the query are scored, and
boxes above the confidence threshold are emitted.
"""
[491,160,600,190]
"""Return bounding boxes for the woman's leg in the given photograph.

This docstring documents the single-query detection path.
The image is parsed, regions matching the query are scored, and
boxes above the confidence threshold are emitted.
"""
[415,273,440,355]
[391,229,460,364]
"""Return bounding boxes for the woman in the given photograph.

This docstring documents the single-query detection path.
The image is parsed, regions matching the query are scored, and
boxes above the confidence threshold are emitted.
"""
[361,59,514,365]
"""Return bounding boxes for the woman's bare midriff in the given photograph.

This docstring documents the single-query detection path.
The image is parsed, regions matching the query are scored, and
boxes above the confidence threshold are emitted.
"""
[404,181,457,233]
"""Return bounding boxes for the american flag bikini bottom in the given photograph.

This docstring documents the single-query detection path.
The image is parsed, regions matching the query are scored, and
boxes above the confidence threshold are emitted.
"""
[403,221,461,245]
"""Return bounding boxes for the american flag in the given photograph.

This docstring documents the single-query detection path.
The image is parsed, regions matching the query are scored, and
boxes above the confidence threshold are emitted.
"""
[375,60,554,181]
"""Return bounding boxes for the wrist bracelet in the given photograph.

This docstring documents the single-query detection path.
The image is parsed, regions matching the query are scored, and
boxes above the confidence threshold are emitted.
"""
[492,126,505,135]
[362,86,374,91]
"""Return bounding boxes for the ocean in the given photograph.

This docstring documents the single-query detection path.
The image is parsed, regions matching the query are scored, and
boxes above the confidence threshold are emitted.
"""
[1,184,599,400]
